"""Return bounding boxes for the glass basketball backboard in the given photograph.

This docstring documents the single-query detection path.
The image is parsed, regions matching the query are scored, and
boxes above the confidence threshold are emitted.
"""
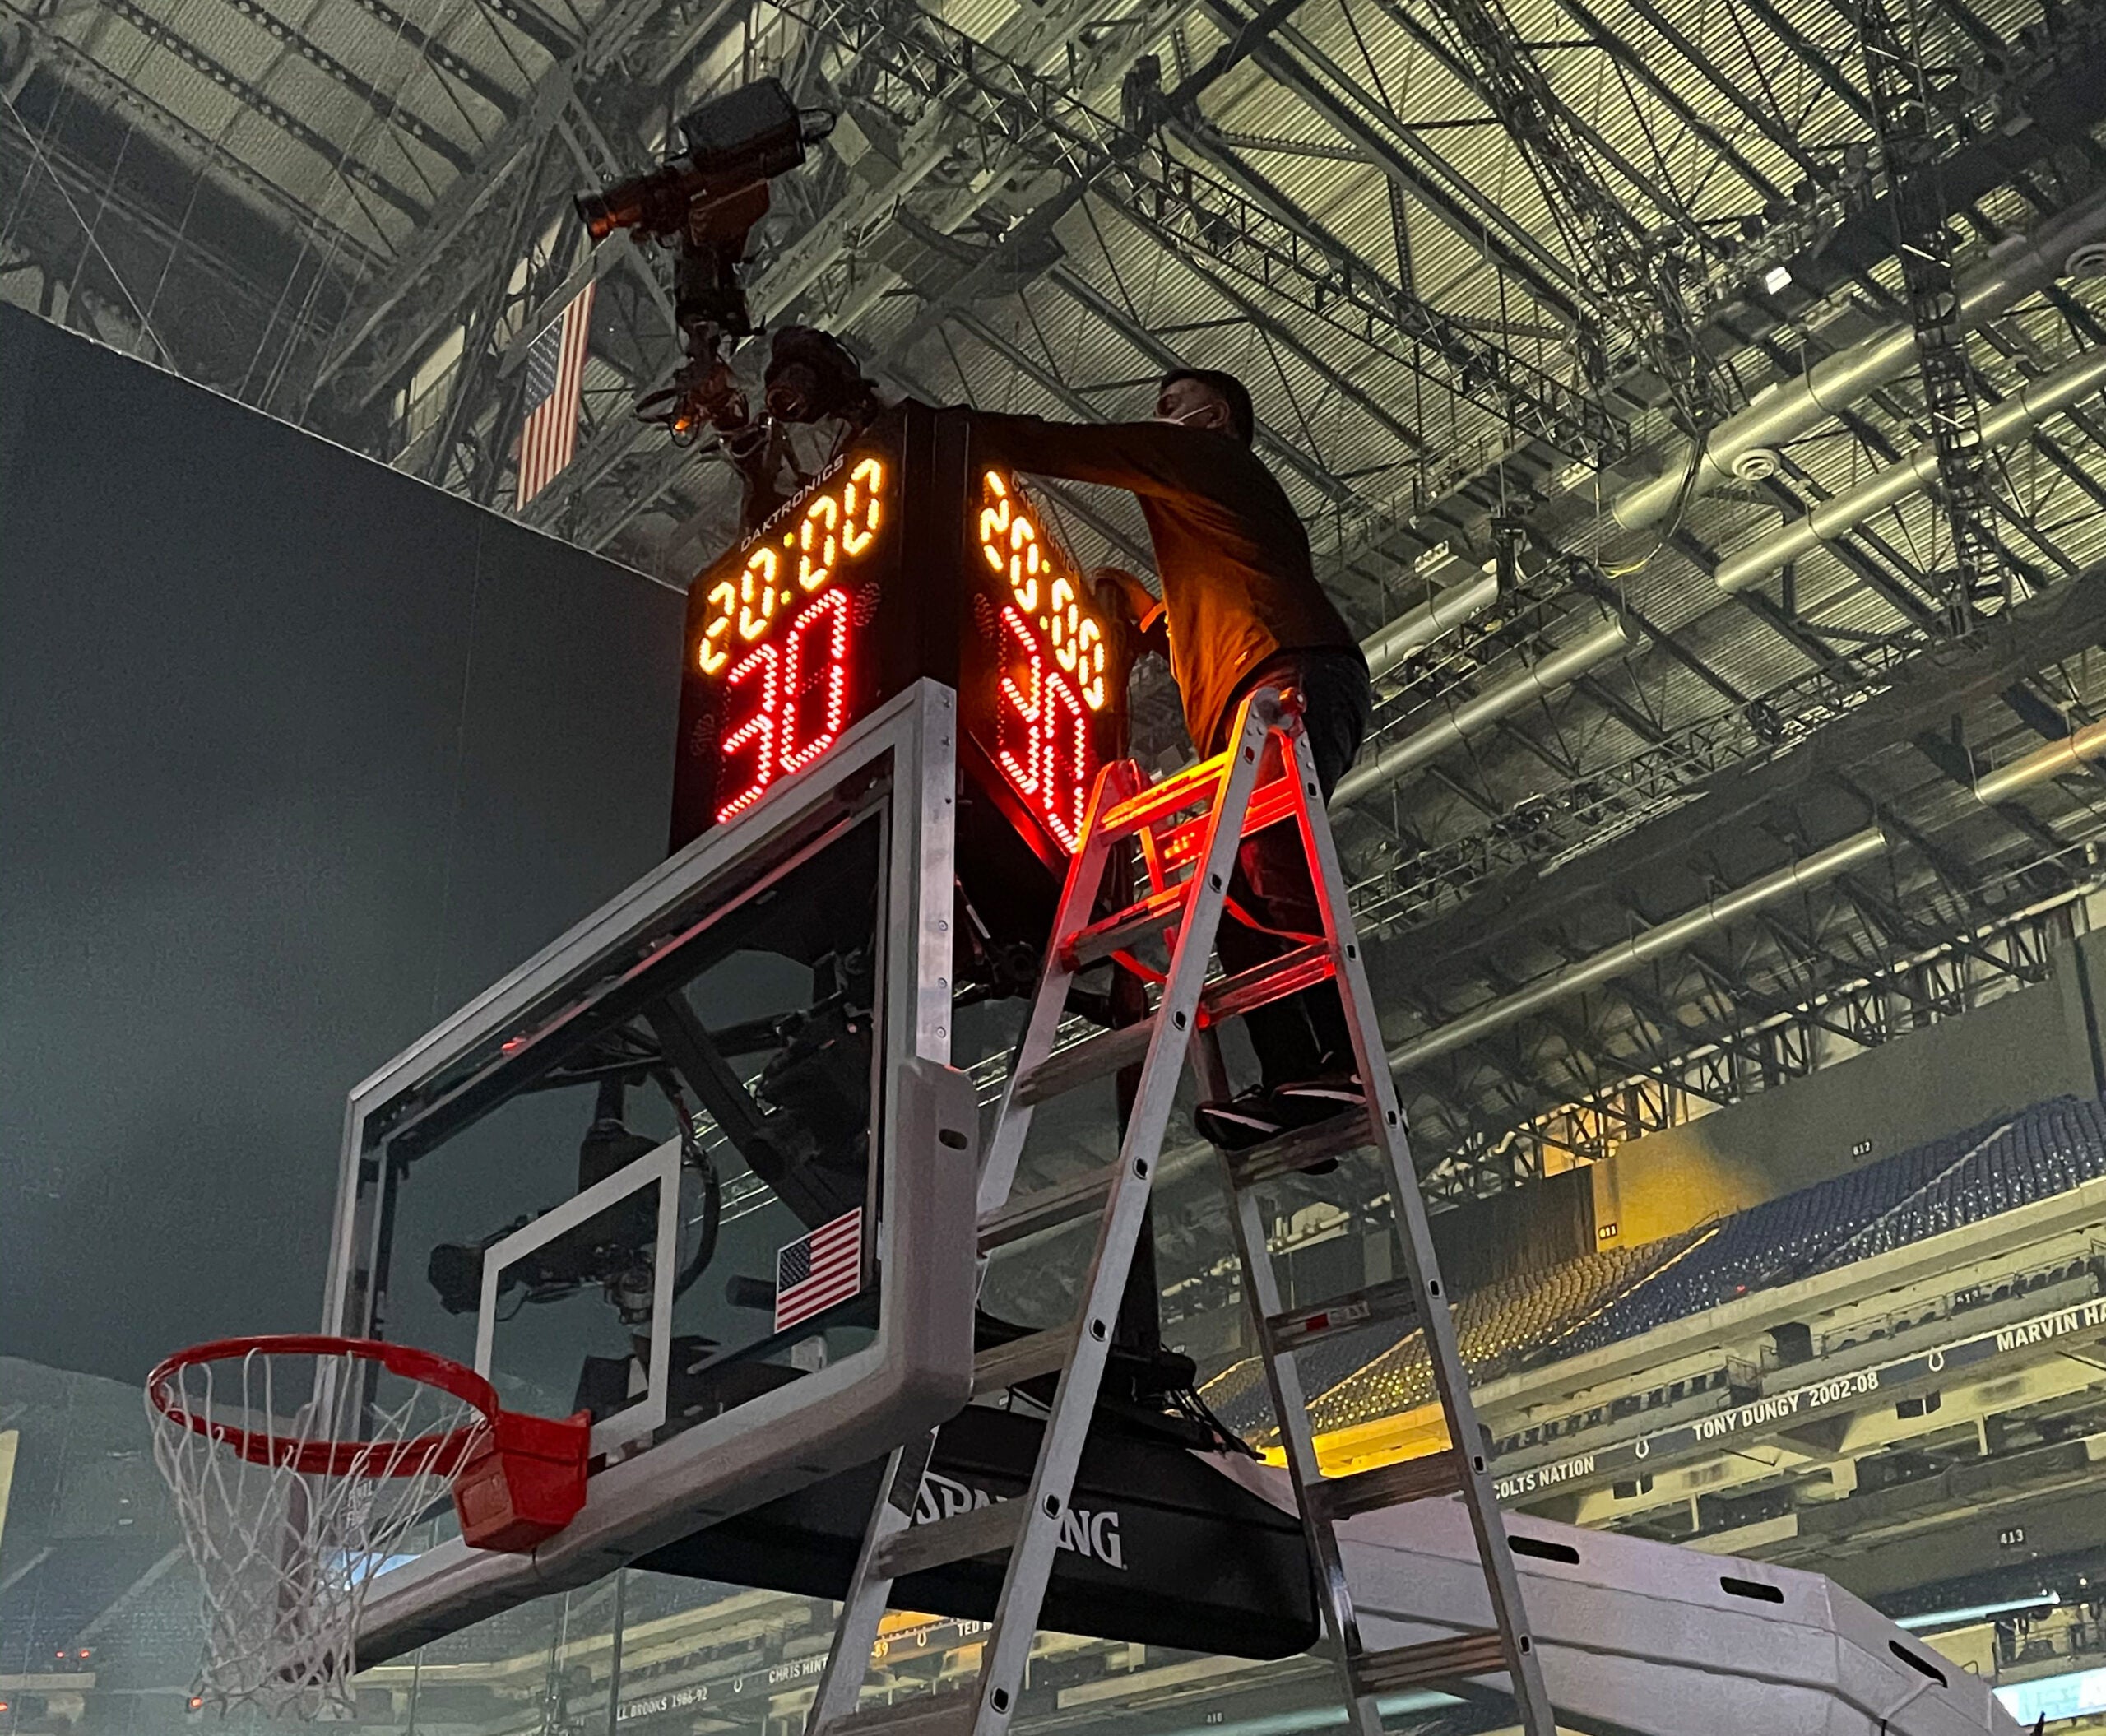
[322,684,978,1662]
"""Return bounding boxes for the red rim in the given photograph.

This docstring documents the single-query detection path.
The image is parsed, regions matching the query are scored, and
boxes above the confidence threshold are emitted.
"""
[146,1334,500,1478]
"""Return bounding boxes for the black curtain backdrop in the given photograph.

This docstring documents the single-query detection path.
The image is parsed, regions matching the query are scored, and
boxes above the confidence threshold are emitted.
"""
[0,308,685,1381]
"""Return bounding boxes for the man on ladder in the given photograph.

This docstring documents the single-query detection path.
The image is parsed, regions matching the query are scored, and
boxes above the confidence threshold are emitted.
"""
[797,364,1556,1736]
[972,368,1376,1152]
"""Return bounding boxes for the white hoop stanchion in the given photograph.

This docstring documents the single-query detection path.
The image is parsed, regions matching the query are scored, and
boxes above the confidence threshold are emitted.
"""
[146,1334,587,1720]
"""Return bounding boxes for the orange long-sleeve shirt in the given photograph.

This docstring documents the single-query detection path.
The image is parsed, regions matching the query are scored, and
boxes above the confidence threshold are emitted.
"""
[969,412,1361,754]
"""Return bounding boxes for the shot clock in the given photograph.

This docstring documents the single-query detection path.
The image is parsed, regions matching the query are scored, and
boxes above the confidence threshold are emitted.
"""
[972,468,1111,852]
[670,403,1133,953]
[693,454,888,824]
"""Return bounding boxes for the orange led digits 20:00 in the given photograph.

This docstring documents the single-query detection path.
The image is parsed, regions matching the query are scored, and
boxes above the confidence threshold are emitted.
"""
[670,410,1130,912]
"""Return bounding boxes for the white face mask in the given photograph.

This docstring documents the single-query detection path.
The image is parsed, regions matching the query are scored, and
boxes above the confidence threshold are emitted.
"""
[1155,404,1212,428]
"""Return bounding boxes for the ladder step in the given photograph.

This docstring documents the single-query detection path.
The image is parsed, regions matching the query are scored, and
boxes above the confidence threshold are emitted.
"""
[976,1162,1118,1251]
[1224,1110,1375,1186]
[818,1687,978,1736]
[1306,1450,1464,1523]
[1012,952,1343,1117]
[870,1494,1027,1580]
[1266,1274,1423,1347]
[1100,757,1227,836]
[972,1323,1079,1394]
[1350,1630,1513,1695]
[1062,882,1190,970]
[1154,773,1301,873]
[1014,1018,1156,1105]
[1202,943,1335,1026]
[1242,773,1301,835]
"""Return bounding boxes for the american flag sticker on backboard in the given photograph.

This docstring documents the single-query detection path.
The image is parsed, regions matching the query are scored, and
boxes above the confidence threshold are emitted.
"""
[775,1207,864,1333]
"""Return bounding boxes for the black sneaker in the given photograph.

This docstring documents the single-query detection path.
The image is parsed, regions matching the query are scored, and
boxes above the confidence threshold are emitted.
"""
[1264,1075,1367,1172]
[1271,1073,1367,1117]
[1194,1087,1290,1152]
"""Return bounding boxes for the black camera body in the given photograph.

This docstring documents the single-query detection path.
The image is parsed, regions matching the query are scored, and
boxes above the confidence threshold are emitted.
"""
[574,79,834,445]
[575,80,809,251]
[425,1116,661,1322]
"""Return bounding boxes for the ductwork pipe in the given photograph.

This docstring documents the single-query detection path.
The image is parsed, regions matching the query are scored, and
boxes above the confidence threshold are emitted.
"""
[1974,715,2106,804]
[1332,616,1639,808]
[1714,344,2106,594]
[1385,708,2106,1073]
[1385,829,1891,1072]
[1333,223,2106,815]
[1608,186,2106,534]
[1361,568,1501,680]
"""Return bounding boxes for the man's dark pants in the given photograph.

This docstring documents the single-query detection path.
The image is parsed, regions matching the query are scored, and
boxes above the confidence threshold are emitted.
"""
[1110,646,1371,1357]
[1213,648,1374,1089]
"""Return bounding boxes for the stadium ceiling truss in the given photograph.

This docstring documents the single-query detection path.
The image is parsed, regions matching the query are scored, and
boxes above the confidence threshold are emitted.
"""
[13,0,2106,1207]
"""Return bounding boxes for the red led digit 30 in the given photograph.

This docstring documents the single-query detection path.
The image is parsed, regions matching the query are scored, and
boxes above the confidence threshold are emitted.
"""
[701,457,884,824]
[979,471,1108,852]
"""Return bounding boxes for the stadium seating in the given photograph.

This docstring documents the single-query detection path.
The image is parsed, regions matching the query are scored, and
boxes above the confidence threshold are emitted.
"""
[1303,1231,1709,1433]
[1552,1097,2106,1356]
[1200,1092,2106,1444]
[1204,1230,1707,1441]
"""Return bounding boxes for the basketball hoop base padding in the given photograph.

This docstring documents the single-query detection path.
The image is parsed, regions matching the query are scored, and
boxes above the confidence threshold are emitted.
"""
[454,1410,591,1551]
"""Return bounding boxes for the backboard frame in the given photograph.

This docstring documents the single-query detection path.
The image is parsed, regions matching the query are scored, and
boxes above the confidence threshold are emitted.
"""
[323,681,978,1665]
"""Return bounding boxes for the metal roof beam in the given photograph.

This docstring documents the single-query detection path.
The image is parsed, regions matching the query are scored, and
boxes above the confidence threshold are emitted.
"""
[0,114,340,357]
[1373,0,1666,227]
[1046,262,1371,514]
[218,0,481,179]
[308,0,741,403]
[1395,0,1728,422]
[337,0,522,119]
[782,0,1612,460]
[523,0,1223,536]
[1554,0,1787,204]
[101,0,429,226]
[3,9,390,278]
[925,312,1159,570]
[1157,247,1429,457]
[1612,0,1826,178]
[470,0,578,63]
[1369,569,2106,1048]
[551,0,1614,551]
[1735,0,1876,127]
[1409,878,2083,1171]
[1200,0,1580,317]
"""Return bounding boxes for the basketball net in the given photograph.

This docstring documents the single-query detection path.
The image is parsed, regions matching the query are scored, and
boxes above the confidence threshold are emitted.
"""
[147,1343,490,1719]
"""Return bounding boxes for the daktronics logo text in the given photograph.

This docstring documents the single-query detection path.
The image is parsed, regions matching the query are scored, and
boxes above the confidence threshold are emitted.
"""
[915,1470,1126,1570]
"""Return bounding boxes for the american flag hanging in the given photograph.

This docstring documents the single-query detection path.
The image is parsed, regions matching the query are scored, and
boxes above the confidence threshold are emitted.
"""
[514,281,596,510]
[774,1206,864,1333]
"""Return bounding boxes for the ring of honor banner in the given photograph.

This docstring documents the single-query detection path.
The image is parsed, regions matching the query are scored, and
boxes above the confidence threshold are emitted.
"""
[1493,1294,2106,1502]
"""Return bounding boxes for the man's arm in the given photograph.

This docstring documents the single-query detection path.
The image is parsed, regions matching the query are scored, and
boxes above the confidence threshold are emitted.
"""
[970,410,1227,501]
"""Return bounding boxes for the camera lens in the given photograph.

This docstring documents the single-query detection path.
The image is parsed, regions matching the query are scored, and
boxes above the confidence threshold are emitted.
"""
[427,1242,485,1316]
[574,192,619,244]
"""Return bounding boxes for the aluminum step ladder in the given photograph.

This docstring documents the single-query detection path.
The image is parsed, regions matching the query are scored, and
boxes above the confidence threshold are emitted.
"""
[802,687,1556,1736]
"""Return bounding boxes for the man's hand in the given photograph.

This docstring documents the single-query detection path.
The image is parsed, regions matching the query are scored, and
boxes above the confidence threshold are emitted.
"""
[1091,566,1168,659]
